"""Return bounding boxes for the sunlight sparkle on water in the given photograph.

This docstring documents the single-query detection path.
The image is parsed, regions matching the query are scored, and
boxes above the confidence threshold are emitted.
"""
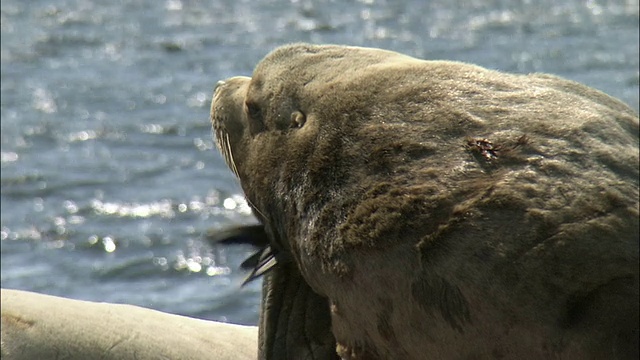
[0,152,18,163]
[102,237,116,252]
[223,197,237,210]
[223,195,252,215]
[206,266,231,276]
[91,199,175,218]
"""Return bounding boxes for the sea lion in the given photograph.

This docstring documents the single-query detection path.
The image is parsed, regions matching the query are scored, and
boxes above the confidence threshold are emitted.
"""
[0,289,258,360]
[210,43,639,359]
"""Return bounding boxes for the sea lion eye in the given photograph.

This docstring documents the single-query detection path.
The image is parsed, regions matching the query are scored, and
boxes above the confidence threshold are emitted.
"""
[245,102,262,122]
[290,111,306,128]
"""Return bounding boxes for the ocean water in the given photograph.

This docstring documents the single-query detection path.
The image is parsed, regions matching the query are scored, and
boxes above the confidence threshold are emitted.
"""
[1,0,638,325]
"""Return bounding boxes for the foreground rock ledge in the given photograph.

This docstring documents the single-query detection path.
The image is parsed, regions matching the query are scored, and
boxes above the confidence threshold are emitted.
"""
[0,288,258,360]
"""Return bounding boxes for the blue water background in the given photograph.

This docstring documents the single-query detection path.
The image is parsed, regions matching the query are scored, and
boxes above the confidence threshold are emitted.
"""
[1,0,638,325]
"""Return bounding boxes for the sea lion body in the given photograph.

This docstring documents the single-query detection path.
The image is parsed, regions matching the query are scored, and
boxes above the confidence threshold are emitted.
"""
[211,44,639,359]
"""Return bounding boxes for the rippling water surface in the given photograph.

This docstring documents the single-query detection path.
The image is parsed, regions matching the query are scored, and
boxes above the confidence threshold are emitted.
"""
[1,0,638,325]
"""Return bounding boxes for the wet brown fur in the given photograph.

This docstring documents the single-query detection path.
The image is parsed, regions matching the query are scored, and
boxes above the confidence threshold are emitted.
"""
[211,43,639,359]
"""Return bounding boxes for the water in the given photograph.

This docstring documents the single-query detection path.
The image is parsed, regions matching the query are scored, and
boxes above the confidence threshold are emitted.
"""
[1,0,638,326]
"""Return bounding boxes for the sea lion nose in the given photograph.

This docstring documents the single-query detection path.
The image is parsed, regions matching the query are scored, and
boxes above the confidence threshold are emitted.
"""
[215,80,226,92]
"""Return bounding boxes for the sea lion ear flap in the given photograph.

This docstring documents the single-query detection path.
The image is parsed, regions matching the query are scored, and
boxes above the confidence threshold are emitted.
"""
[290,110,306,128]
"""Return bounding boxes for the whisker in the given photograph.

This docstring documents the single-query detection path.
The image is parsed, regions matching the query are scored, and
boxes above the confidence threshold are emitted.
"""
[245,196,266,219]
[214,128,268,220]
[225,133,239,177]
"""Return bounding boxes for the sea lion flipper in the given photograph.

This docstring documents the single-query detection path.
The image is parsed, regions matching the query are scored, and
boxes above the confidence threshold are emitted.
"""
[206,224,269,247]
[206,224,280,285]
[241,246,277,286]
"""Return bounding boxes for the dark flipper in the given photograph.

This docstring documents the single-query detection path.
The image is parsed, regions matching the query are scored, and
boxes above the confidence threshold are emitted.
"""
[207,224,279,284]
[240,245,278,285]
[207,224,270,247]
[210,224,338,359]
[260,260,338,360]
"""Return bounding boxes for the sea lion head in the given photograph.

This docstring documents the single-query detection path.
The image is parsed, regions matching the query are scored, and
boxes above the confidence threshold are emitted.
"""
[211,43,639,359]
[211,43,445,264]
[211,43,402,184]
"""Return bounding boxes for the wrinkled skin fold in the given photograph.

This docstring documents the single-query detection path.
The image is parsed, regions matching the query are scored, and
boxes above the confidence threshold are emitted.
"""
[259,259,338,360]
[208,225,338,359]
[211,43,639,359]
